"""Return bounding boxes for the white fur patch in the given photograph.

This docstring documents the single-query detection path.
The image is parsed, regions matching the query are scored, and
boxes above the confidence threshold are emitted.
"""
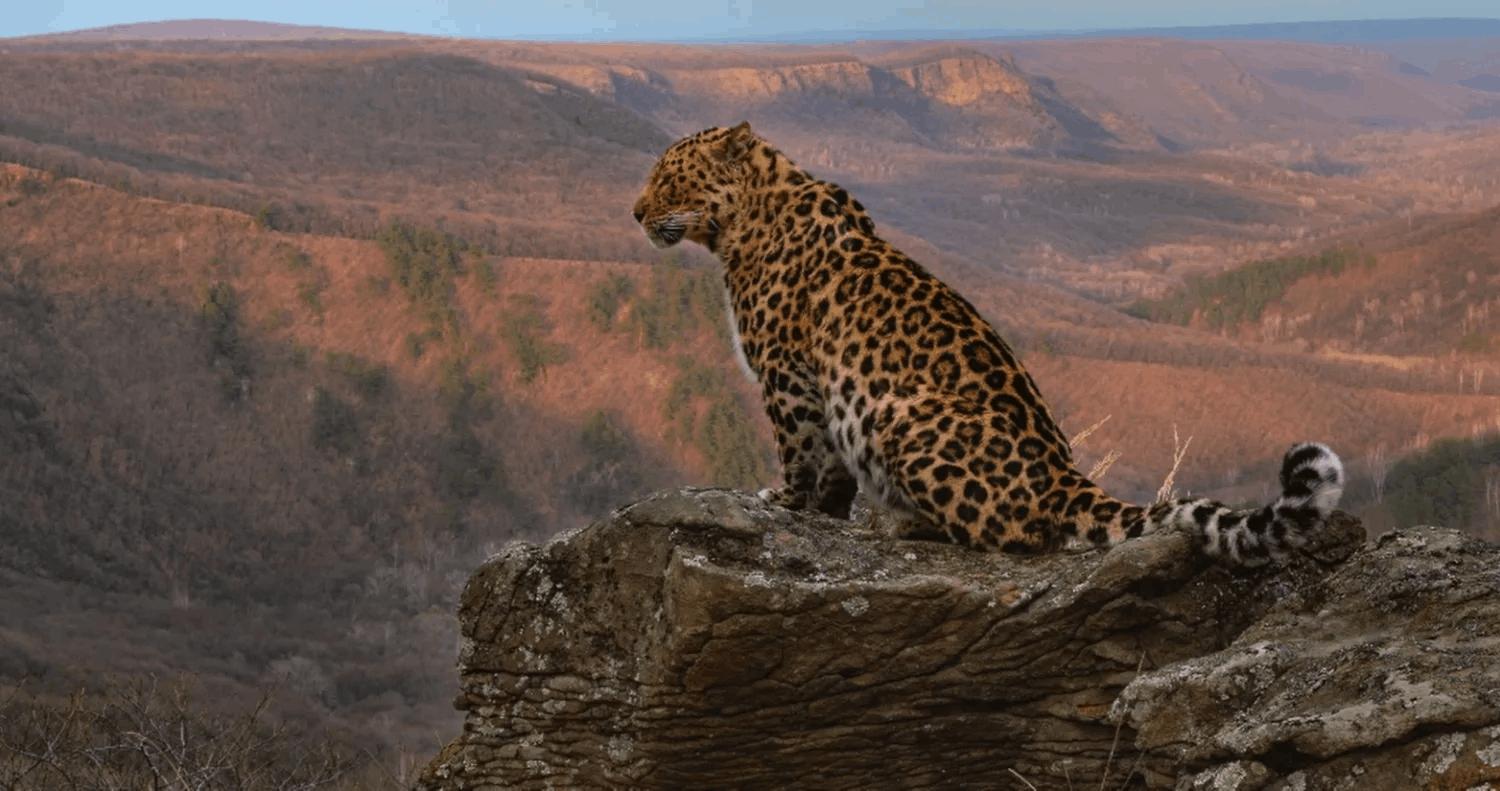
[725,297,758,383]
[1292,442,1345,514]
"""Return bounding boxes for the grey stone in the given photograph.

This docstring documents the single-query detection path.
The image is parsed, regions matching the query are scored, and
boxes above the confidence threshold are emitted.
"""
[414,488,1500,790]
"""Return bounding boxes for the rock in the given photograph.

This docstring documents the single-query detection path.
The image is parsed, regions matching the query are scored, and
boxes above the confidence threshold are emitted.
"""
[1115,525,1500,790]
[416,487,1387,790]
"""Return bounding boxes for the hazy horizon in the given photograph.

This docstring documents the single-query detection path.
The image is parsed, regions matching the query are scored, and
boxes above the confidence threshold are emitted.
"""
[6,1,1500,42]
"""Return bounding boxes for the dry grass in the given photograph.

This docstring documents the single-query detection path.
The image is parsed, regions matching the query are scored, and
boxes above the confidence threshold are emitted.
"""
[1155,426,1193,504]
[1088,450,1123,482]
[1069,414,1112,449]
[1070,414,1122,482]
[0,674,407,791]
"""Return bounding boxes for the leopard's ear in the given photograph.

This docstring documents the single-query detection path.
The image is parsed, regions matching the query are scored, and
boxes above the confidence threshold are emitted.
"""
[717,121,755,162]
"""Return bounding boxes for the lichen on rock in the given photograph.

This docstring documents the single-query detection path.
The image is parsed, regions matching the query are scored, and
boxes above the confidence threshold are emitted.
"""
[1114,525,1500,790]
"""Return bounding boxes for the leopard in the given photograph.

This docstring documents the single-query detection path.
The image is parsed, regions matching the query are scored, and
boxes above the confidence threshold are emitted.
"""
[632,121,1344,565]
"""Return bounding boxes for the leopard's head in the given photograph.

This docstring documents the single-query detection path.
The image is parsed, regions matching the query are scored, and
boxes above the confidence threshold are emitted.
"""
[632,122,757,250]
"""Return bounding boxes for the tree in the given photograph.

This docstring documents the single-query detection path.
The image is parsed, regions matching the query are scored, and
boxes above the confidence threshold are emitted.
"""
[310,387,359,455]
[499,295,566,384]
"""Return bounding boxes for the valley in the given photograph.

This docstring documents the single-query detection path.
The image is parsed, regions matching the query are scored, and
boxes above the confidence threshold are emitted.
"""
[4,19,1500,782]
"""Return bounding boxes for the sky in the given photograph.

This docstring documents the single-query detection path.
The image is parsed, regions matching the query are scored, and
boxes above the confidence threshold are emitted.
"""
[4,0,1500,41]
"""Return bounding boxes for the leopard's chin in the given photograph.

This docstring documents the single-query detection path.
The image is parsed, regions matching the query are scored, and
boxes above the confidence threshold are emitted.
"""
[640,211,698,249]
[651,225,684,247]
[642,232,679,250]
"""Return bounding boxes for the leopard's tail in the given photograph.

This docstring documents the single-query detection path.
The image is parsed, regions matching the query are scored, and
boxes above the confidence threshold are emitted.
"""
[1145,442,1344,565]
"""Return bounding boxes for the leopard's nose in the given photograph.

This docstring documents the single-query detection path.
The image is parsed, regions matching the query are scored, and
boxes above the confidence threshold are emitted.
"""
[632,208,645,223]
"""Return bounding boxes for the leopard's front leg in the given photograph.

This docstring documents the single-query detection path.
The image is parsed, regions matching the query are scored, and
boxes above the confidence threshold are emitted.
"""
[756,365,858,519]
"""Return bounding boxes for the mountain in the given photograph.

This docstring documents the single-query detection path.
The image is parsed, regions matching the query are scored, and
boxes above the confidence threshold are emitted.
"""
[6,25,1500,774]
[1362,36,1500,92]
[1006,17,1500,44]
[13,16,1500,47]
[3,18,425,41]
[994,37,1496,147]
[615,17,1500,45]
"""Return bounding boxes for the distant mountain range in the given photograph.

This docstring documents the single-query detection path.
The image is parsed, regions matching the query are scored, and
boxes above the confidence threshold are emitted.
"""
[5,18,427,41]
[689,17,1500,45]
[9,16,1500,45]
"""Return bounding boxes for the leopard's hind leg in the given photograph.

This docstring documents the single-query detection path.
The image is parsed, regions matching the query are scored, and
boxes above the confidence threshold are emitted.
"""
[871,392,1080,553]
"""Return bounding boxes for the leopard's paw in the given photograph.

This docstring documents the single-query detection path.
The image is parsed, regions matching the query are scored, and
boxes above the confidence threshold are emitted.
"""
[757,486,808,511]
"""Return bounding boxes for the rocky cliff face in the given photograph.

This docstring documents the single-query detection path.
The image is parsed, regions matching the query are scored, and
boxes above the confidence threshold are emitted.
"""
[654,50,1062,150]
[876,49,1060,149]
[411,487,1500,789]
[507,48,1073,152]
[881,49,1035,107]
[665,59,877,103]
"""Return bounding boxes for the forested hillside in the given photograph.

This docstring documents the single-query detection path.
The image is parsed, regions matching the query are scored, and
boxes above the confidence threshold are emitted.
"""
[5,24,1500,782]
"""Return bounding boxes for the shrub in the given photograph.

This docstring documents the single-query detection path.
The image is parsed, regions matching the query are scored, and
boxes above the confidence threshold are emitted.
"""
[499,294,567,384]
[200,282,235,354]
[376,222,468,340]
[437,355,491,425]
[310,387,359,455]
[698,392,767,489]
[581,410,632,461]
[325,352,387,402]
[471,257,498,296]
[282,249,311,271]
[377,223,462,299]
[354,366,386,402]
[252,200,279,231]
[429,354,507,505]
[662,355,721,440]
[436,426,504,501]
[297,280,324,317]
[220,373,246,404]
[586,272,635,332]
[568,411,644,516]
[199,281,251,383]
[263,308,293,331]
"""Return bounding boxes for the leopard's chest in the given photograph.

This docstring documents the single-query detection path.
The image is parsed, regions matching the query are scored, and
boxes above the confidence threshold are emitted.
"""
[724,297,758,383]
[725,261,816,371]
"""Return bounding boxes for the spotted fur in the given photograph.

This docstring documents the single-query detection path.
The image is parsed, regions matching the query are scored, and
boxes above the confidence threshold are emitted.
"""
[632,122,1345,565]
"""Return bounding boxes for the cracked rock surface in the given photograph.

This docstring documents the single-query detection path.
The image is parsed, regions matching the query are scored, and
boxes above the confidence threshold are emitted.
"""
[1116,525,1500,791]
[412,487,1413,790]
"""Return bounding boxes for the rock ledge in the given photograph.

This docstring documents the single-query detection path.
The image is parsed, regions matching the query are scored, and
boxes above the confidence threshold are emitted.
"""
[416,487,1500,790]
